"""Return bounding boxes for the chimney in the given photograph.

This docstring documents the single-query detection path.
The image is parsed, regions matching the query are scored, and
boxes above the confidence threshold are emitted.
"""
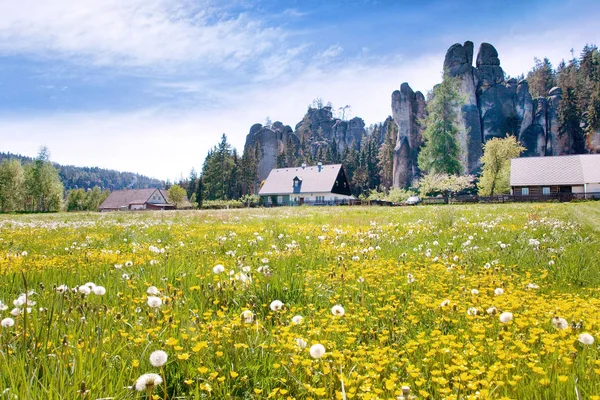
[301,163,307,169]
[317,162,322,172]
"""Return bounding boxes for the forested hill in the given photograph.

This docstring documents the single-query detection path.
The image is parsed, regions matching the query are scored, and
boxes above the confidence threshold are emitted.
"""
[0,152,164,191]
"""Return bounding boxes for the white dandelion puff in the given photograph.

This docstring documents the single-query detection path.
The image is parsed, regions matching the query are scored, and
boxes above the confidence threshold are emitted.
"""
[578,333,594,345]
[78,286,91,295]
[241,310,254,323]
[147,296,162,308]
[331,305,345,316]
[1,318,14,328]
[309,343,326,359]
[269,300,283,311]
[135,373,163,392]
[147,286,160,296]
[552,317,569,330]
[212,264,225,274]
[499,312,513,323]
[93,286,106,296]
[291,315,304,324]
[149,350,168,367]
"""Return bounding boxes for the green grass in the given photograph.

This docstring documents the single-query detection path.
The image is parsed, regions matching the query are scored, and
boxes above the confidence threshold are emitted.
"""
[0,203,598,399]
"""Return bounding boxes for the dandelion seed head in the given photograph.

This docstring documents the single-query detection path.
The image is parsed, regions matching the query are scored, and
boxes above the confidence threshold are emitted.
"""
[331,305,345,316]
[269,300,283,311]
[147,296,162,308]
[149,350,168,367]
[578,333,594,345]
[134,373,163,392]
[309,343,326,359]
[499,312,513,323]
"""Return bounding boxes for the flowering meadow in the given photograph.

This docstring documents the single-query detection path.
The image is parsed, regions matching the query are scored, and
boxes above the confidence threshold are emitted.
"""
[0,203,599,399]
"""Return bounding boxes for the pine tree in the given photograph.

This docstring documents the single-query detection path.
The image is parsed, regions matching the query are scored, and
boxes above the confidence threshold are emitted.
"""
[240,143,258,195]
[559,87,585,153]
[527,57,556,98]
[195,176,204,208]
[418,74,463,176]
[187,168,197,200]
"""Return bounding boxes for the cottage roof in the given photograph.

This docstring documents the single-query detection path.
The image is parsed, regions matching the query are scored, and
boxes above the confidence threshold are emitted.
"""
[158,189,192,208]
[259,164,344,195]
[510,154,600,186]
[99,188,165,209]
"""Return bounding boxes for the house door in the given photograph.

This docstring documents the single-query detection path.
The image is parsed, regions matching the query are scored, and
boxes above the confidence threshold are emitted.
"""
[559,186,572,202]
[299,197,304,205]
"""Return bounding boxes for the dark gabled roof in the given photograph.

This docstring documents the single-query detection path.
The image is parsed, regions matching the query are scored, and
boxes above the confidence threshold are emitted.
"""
[510,154,600,186]
[259,164,344,195]
[99,188,165,209]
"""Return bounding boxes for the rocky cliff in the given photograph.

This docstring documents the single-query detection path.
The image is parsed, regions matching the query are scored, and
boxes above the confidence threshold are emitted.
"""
[244,106,366,182]
[391,41,592,188]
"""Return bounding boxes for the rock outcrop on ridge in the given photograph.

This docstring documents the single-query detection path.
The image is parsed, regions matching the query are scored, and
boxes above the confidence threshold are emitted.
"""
[391,41,574,188]
[244,106,366,182]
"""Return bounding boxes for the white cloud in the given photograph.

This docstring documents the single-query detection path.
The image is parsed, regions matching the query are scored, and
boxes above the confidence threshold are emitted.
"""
[0,0,283,69]
[318,45,344,59]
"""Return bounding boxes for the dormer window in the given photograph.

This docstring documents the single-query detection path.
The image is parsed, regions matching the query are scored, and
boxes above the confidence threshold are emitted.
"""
[293,176,302,193]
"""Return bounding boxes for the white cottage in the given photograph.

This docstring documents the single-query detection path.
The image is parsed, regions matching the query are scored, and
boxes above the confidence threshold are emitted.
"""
[259,163,354,206]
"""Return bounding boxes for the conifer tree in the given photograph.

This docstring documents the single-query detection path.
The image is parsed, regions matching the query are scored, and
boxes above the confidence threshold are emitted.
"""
[418,75,463,176]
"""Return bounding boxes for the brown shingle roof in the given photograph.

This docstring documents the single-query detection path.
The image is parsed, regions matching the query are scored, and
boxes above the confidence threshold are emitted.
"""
[259,164,343,195]
[510,154,600,186]
[99,189,162,210]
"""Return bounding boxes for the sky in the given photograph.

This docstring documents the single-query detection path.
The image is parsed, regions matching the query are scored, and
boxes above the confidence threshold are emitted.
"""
[0,0,598,181]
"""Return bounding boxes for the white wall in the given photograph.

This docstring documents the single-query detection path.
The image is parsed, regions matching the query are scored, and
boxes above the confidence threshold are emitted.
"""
[130,204,146,210]
[291,192,354,202]
[587,183,600,192]
[572,185,585,194]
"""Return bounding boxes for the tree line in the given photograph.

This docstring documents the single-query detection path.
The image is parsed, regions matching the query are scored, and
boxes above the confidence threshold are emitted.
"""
[0,152,163,192]
[0,147,110,212]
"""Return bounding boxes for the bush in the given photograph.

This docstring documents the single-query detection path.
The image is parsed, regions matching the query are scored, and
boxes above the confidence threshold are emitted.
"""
[200,200,244,209]
[385,188,416,203]
[239,194,260,207]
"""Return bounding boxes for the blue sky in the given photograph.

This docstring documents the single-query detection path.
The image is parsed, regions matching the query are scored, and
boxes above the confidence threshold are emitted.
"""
[0,0,598,180]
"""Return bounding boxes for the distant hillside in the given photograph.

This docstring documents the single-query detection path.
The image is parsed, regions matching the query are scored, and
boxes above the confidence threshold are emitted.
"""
[0,152,164,191]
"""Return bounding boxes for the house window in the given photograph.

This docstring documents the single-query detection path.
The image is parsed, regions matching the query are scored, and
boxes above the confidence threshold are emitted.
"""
[277,196,283,204]
[521,187,529,196]
[316,195,325,203]
[542,187,550,195]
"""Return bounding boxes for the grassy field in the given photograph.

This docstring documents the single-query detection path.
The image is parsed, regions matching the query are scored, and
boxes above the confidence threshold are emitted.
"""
[0,202,599,399]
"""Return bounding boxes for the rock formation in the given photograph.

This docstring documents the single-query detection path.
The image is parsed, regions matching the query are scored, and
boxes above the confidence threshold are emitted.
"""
[391,41,583,188]
[243,106,366,183]
[391,83,425,188]
[443,41,483,174]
